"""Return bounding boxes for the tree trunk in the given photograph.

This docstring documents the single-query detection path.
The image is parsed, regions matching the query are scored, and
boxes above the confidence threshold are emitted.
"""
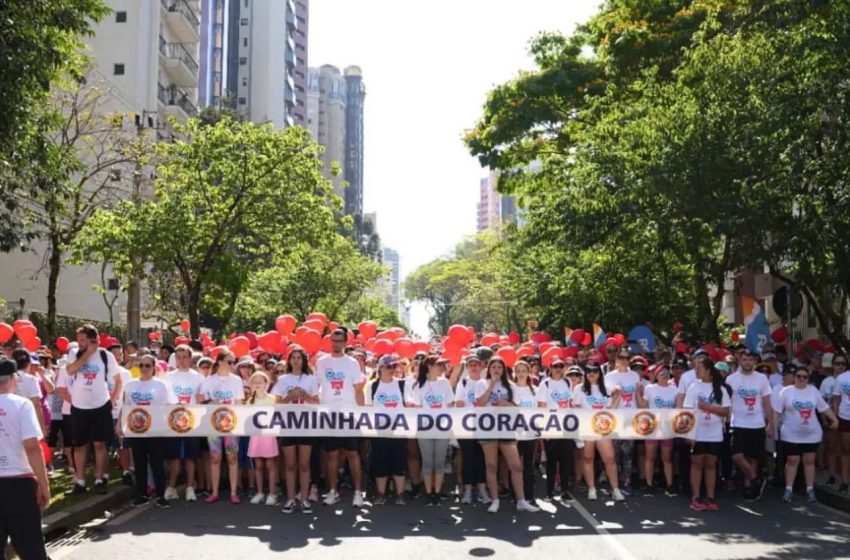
[46,239,62,340]
[187,283,202,340]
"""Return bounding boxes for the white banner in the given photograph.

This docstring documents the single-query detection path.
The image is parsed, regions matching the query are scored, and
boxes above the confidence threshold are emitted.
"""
[122,405,697,440]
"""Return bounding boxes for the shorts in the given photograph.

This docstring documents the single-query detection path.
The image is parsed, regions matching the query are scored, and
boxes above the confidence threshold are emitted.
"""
[47,419,71,449]
[647,438,674,449]
[692,441,723,456]
[208,435,239,456]
[71,401,114,446]
[247,435,279,458]
[478,439,515,445]
[163,437,202,460]
[839,418,850,433]
[371,438,406,478]
[731,427,766,459]
[279,437,314,448]
[322,437,358,452]
[782,441,820,456]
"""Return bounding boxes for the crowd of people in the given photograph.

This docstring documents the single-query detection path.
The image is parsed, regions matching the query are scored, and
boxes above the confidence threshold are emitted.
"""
[3,322,849,556]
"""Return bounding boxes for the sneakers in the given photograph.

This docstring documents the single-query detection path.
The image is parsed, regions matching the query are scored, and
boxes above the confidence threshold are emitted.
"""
[612,488,625,502]
[487,499,500,513]
[204,494,220,504]
[587,488,598,501]
[425,493,435,507]
[395,495,407,506]
[432,493,442,507]
[265,494,279,506]
[323,489,341,506]
[690,498,707,511]
[155,497,170,509]
[185,486,197,502]
[122,471,134,487]
[806,489,817,503]
[281,499,296,513]
[754,477,767,501]
[352,492,365,508]
[664,488,678,498]
[66,482,87,496]
[782,488,793,503]
[301,499,313,514]
[94,481,108,495]
[461,490,473,504]
[230,495,240,505]
[477,492,492,505]
[308,486,319,502]
[374,494,387,506]
[250,493,266,505]
[131,496,150,507]
[643,486,656,497]
[516,500,540,512]
[621,484,634,497]
[704,498,718,511]
[164,487,179,501]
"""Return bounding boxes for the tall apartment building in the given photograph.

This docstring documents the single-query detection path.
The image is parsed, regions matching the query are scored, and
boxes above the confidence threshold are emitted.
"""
[344,66,365,217]
[199,0,301,128]
[292,1,309,126]
[307,65,348,198]
[382,247,401,313]
[477,170,524,232]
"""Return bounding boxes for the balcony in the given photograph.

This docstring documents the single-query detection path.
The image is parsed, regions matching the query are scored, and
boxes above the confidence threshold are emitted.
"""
[286,4,296,30]
[157,82,198,120]
[285,48,296,68]
[161,0,200,43]
[159,39,199,87]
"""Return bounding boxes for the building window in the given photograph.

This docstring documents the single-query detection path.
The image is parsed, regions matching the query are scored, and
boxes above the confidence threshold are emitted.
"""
[107,278,120,290]
[240,17,248,25]
[242,77,248,86]
[243,38,248,47]
[115,11,127,22]
[113,63,125,75]
[239,57,247,65]
[238,97,247,105]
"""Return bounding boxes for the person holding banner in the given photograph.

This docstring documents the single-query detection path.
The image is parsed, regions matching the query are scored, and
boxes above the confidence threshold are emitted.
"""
[365,355,409,505]
[639,368,678,497]
[683,359,731,511]
[580,362,624,501]
[475,358,539,513]
[512,360,538,502]
[246,372,279,506]
[455,354,489,505]
[536,358,579,501]
[199,350,244,504]
[605,348,643,495]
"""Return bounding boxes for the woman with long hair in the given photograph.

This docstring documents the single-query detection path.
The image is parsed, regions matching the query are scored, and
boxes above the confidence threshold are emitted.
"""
[536,358,580,501]
[639,367,678,496]
[512,359,538,502]
[455,354,488,505]
[474,357,539,513]
[366,355,409,505]
[580,362,624,501]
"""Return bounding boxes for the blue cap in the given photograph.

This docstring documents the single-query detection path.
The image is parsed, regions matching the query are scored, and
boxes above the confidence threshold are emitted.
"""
[377,355,398,369]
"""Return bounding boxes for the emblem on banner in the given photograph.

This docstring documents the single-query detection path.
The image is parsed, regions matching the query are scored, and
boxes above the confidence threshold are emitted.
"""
[632,411,657,436]
[671,411,696,435]
[591,411,617,436]
[127,408,152,435]
[167,407,195,434]
[211,407,237,434]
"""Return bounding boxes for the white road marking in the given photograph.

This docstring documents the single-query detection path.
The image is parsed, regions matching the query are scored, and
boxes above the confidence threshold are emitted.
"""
[565,495,639,560]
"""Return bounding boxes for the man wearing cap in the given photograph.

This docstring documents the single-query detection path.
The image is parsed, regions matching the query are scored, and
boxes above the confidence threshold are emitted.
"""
[0,356,51,560]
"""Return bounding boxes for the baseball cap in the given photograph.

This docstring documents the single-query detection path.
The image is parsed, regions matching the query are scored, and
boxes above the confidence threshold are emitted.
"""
[475,346,494,362]
[693,349,709,358]
[761,352,777,361]
[671,357,688,369]
[378,355,397,369]
[630,356,649,369]
[715,362,730,374]
[465,354,481,364]
[414,351,428,361]
[550,356,565,366]
[0,357,15,377]
[783,363,798,375]
[567,365,584,377]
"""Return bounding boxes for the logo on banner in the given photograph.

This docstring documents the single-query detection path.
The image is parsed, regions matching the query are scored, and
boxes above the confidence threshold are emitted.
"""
[632,411,658,436]
[591,411,617,436]
[127,408,152,434]
[211,407,237,433]
[672,411,696,435]
[167,407,195,434]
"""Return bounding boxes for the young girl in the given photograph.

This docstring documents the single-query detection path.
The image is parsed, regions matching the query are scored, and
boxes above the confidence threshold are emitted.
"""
[639,367,678,496]
[512,360,538,502]
[580,362,624,501]
[247,371,279,506]
[407,356,455,506]
[683,359,731,511]
[475,358,539,513]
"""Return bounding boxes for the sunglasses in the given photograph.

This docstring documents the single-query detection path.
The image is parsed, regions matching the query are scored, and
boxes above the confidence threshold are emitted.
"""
[332,338,346,343]
[224,360,236,365]
[551,364,565,369]
[796,374,809,380]
[199,363,212,368]
[140,363,154,369]
[586,369,600,374]
[617,355,630,360]
[835,361,847,366]
[632,364,646,369]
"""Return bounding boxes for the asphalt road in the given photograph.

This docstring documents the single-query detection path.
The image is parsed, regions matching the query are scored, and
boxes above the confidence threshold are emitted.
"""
[46,489,850,560]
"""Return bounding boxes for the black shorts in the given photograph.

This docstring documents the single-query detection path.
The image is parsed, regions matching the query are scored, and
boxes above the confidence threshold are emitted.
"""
[731,427,766,459]
[70,401,114,446]
[47,418,72,448]
[839,418,850,433]
[782,441,820,456]
[371,438,406,478]
[692,441,723,456]
[322,437,358,452]
[163,437,202,460]
[279,437,314,448]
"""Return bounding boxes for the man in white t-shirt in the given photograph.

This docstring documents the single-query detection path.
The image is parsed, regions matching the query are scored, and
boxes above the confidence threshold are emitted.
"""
[316,328,365,507]
[0,357,50,560]
[65,325,122,495]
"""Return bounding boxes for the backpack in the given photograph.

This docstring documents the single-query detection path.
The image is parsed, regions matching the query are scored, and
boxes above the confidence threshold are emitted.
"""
[76,348,110,381]
[371,379,406,401]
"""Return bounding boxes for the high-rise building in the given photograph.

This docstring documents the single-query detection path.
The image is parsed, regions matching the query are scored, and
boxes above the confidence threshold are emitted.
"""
[292,1,309,126]
[307,65,348,198]
[382,247,400,312]
[199,0,300,128]
[477,170,523,231]
[343,66,365,217]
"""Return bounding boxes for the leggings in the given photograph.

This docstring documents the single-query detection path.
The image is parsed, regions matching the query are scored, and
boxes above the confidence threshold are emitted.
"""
[460,439,485,485]
[544,439,574,495]
[130,437,166,498]
[614,439,634,482]
[419,439,450,476]
[518,440,537,499]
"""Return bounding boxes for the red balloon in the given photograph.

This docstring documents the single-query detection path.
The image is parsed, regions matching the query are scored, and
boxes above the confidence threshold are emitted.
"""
[303,319,325,334]
[613,334,625,346]
[448,324,470,346]
[394,337,415,359]
[245,332,259,350]
[307,312,329,326]
[148,331,162,341]
[570,329,586,344]
[507,331,521,346]
[771,326,788,343]
[497,346,517,368]
[675,343,687,354]
[15,324,37,344]
[0,323,13,344]
[174,336,190,346]
[12,320,32,333]
[480,333,500,347]
[516,346,534,360]
[24,336,41,352]
[229,336,250,358]
[564,346,579,359]
[209,345,227,360]
[373,338,393,356]
[412,341,430,355]
[358,321,378,340]
[542,347,564,367]
[98,332,109,347]
[275,315,297,337]
[539,342,556,355]
[581,332,592,347]
[321,335,333,353]
[180,319,190,332]
[731,332,740,342]
[364,338,377,352]
[328,321,340,332]
[377,330,402,343]
[258,331,283,354]
[443,344,462,366]
[295,329,322,355]
[55,336,69,353]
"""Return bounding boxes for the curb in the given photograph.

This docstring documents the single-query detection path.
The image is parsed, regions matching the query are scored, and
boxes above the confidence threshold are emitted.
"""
[42,486,134,537]
[815,484,850,514]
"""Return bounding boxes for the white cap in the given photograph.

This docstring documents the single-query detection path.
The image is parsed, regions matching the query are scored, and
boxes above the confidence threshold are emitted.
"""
[822,352,834,368]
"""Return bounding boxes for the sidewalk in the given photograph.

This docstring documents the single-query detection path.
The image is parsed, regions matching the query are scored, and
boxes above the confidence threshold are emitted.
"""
[815,472,850,514]
[42,485,133,537]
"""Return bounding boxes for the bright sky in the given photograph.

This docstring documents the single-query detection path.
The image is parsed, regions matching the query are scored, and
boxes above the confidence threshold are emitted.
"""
[310,0,602,335]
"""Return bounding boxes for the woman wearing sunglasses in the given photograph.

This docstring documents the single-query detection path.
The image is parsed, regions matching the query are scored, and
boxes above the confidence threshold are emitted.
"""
[199,349,245,504]
[580,362,623,501]
[536,358,579,501]
[639,367,678,496]
[774,366,839,503]
[605,349,643,496]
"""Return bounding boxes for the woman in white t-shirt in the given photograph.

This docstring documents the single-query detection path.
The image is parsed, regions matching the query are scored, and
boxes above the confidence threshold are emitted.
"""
[830,354,850,493]
[639,368,678,496]
[579,362,623,501]
[535,358,576,501]
[397,357,422,498]
[454,355,487,505]
[683,359,731,512]
[774,366,839,504]
[366,355,408,505]
[512,360,537,502]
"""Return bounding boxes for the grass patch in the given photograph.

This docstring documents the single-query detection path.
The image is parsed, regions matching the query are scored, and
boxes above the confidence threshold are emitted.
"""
[46,465,126,515]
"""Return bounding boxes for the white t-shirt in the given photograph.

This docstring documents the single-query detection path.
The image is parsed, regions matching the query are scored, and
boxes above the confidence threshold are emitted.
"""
[271,373,319,403]
[774,385,830,444]
[833,371,850,420]
[726,371,772,429]
[583,384,611,410]
[56,367,74,416]
[512,384,536,408]
[13,371,42,401]
[0,393,43,477]
[316,355,363,406]
[769,384,787,439]
[683,380,731,443]
[604,370,641,409]
[769,372,784,388]
[474,378,512,405]
[537,377,575,409]
[366,379,406,408]
[677,369,697,395]
[408,378,454,409]
[454,377,480,407]
[820,376,836,402]
[164,369,204,405]
[199,374,245,405]
[123,378,170,406]
[67,348,120,409]
[644,384,678,409]
[109,366,132,419]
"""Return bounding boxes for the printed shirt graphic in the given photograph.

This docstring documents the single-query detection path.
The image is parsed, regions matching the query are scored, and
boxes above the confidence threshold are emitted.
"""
[271,374,318,404]
[833,371,850,420]
[409,378,454,409]
[200,374,244,405]
[774,385,829,444]
[605,370,641,409]
[316,355,362,406]
[123,378,169,406]
[683,380,731,443]
[585,384,612,410]
[511,384,536,408]
[474,378,512,405]
[454,378,480,406]
[726,371,772,428]
[164,369,204,405]
[367,380,405,408]
[0,394,43,477]
[67,349,119,410]
[644,384,678,409]
[537,378,573,409]
[13,371,42,401]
